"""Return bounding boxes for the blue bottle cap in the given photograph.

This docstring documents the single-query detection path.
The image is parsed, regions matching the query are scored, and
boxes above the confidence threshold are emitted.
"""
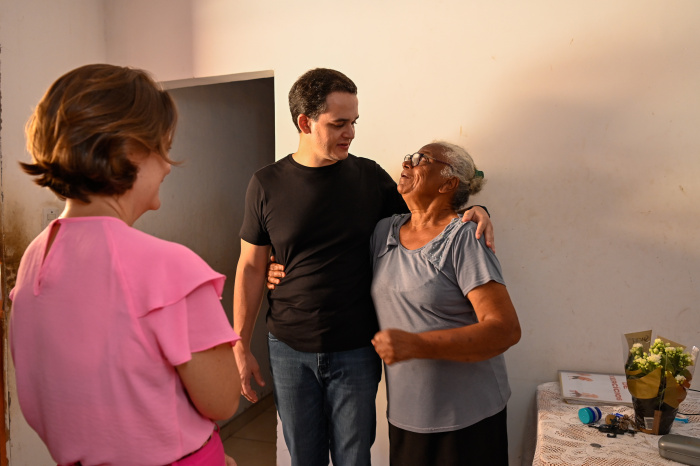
[578,406,602,424]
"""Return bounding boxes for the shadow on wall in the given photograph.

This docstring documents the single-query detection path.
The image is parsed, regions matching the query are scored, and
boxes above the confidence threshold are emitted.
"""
[462,25,700,465]
[134,77,277,417]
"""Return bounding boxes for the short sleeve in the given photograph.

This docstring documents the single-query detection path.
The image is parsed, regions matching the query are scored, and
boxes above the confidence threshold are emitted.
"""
[239,175,271,246]
[452,226,505,296]
[142,281,240,366]
[370,216,394,268]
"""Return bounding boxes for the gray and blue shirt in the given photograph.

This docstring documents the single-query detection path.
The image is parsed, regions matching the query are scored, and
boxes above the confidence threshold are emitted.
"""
[370,214,511,433]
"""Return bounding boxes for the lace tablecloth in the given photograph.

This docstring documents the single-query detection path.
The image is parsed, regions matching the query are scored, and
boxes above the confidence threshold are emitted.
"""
[533,381,700,465]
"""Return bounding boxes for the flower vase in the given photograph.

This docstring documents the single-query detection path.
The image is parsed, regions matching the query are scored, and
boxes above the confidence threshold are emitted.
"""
[632,396,677,435]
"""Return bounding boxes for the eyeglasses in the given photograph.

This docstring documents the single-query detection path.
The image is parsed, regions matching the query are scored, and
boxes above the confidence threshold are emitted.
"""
[404,153,453,169]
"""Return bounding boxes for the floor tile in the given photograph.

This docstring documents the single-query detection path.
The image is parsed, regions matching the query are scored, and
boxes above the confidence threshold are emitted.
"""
[223,404,277,466]
[224,436,275,466]
[233,405,277,442]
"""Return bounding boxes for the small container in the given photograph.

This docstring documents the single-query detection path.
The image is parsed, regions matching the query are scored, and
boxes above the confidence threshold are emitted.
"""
[578,406,602,424]
[658,434,700,465]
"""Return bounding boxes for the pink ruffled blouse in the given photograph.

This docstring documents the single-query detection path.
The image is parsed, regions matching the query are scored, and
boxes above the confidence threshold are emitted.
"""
[10,217,240,465]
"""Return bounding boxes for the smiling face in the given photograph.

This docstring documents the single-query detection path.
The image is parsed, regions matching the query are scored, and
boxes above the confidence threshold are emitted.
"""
[305,91,359,166]
[398,143,453,199]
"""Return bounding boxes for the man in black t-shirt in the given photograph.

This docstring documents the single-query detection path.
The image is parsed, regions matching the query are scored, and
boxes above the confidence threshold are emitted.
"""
[232,68,492,466]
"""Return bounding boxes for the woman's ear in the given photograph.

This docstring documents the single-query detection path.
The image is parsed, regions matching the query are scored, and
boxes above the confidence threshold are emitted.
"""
[125,143,151,165]
[438,177,459,194]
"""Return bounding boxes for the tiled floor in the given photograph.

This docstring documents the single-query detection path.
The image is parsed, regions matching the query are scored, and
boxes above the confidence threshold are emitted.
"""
[222,402,277,466]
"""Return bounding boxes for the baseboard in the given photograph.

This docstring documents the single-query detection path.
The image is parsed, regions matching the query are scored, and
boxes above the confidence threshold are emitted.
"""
[218,394,275,441]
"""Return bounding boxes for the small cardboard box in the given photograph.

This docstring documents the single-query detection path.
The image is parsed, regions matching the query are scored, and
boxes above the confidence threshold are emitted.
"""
[658,434,700,466]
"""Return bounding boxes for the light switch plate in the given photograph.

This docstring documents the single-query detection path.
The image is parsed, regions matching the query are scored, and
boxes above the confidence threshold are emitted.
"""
[42,207,60,229]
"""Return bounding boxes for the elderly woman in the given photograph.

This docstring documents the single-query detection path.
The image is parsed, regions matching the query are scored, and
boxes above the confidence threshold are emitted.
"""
[10,64,240,466]
[370,141,521,466]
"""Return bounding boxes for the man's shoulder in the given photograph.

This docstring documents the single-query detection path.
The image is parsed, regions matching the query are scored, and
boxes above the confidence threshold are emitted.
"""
[344,154,392,180]
[251,154,383,182]
[346,153,379,168]
[253,155,292,177]
[247,156,297,191]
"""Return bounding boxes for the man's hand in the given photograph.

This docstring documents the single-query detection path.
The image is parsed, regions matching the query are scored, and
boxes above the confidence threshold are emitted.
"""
[266,255,286,290]
[461,206,495,253]
[232,345,266,403]
[371,329,418,365]
[225,454,238,466]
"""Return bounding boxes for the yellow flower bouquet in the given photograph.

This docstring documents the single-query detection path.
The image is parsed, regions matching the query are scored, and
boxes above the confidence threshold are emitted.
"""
[623,331,697,434]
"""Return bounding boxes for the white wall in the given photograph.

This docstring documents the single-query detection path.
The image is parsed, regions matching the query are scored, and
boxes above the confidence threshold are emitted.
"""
[1,3,278,464]
[3,1,699,464]
[0,1,107,464]
[105,1,700,464]
[104,0,194,80]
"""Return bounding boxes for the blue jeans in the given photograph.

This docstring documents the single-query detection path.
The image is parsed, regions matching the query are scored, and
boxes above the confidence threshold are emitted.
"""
[268,333,382,466]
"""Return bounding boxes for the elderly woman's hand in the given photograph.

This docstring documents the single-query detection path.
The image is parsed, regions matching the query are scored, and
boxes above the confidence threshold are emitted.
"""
[461,206,495,253]
[372,329,419,365]
[266,255,286,290]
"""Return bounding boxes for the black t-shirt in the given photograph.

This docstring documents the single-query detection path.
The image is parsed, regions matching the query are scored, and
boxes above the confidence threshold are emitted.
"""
[240,154,407,352]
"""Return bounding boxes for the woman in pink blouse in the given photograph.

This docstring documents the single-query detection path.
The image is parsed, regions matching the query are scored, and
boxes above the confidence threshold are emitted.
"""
[10,64,241,466]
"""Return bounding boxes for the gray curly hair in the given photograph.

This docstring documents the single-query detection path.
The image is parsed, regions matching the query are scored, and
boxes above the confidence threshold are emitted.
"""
[432,141,486,213]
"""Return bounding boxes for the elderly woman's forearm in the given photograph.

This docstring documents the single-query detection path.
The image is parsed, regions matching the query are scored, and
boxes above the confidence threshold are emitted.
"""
[412,319,521,362]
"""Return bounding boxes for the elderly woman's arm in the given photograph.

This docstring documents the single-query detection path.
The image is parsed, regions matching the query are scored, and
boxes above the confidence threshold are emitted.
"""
[372,281,520,365]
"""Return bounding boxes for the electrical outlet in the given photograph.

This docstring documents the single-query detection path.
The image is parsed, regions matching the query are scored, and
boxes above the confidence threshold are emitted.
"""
[42,207,60,229]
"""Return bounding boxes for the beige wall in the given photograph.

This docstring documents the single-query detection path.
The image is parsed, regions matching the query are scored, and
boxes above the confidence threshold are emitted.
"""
[2,0,700,465]
[0,2,276,464]
[0,1,107,463]
[106,1,700,464]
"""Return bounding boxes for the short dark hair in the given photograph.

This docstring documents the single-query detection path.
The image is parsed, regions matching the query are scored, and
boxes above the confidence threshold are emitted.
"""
[21,63,178,202]
[288,68,357,132]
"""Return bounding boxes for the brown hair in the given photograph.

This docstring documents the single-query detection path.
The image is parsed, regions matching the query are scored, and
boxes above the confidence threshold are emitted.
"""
[22,64,178,202]
[288,68,357,132]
